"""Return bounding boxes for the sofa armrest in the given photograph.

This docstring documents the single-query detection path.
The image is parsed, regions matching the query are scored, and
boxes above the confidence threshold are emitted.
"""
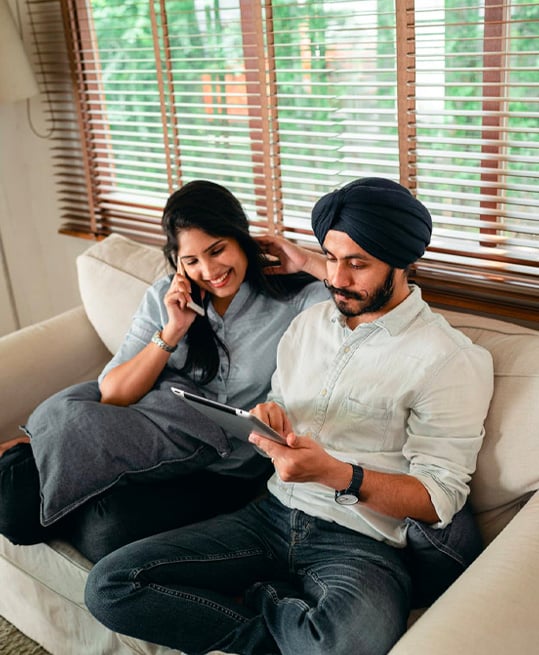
[390,491,539,655]
[0,306,111,440]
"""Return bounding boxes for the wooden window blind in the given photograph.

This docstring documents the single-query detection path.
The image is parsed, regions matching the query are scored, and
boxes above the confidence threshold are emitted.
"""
[27,0,539,324]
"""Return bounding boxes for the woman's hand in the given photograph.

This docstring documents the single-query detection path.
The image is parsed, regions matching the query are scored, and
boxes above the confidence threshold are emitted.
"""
[255,234,327,280]
[162,272,204,345]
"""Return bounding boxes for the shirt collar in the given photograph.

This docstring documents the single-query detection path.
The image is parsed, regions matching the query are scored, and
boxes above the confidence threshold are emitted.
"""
[206,281,256,323]
[330,285,424,336]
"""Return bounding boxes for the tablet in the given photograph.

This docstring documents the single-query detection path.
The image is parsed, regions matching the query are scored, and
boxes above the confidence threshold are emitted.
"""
[170,387,287,445]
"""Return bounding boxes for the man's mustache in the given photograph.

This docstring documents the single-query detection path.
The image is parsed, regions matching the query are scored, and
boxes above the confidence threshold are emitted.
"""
[323,279,366,301]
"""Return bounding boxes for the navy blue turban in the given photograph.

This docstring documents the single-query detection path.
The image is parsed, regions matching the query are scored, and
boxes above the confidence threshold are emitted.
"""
[311,177,432,268]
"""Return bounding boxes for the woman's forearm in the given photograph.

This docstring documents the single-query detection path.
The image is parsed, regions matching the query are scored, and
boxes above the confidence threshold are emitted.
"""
[99,335,178,406]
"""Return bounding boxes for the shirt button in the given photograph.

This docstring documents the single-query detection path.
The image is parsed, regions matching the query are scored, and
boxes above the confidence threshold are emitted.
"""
[343,346,350,353]
[321,388,327,396]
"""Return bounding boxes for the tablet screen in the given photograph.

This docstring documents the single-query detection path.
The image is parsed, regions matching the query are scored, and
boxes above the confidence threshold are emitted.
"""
[170,387,287,445]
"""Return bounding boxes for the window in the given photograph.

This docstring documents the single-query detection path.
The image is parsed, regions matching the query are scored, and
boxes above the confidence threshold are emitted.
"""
[28,0,539,324]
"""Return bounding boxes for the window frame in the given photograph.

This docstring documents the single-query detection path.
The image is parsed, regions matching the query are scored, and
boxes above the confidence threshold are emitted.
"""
[30,0,539,327]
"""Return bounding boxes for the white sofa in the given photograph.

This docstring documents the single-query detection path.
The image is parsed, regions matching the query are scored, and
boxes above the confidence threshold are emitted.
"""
[1,234,538,655]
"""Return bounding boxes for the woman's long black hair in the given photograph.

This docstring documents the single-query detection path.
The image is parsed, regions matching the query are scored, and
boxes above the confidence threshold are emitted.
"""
[162,180,315,385]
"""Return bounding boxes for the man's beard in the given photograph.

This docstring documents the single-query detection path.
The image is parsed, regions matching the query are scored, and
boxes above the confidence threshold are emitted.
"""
[324,268,395,317]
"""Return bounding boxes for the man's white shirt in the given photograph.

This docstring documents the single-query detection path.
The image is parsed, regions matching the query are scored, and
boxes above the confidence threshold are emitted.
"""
[267,285,494,546]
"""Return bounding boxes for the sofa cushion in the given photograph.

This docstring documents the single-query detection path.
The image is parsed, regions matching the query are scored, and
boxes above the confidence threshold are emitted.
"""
[438,310,539,540]
[77,234,167,354]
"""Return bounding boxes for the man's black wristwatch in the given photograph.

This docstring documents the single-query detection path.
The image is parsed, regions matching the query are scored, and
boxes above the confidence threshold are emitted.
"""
[335,464,364,505]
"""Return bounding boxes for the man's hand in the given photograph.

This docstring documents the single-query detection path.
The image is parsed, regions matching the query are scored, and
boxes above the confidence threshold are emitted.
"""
[249,402,352,488]
[248,431,332,484]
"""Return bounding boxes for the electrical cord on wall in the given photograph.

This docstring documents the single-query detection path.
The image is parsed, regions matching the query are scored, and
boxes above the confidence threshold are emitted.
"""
[14,0,55,139]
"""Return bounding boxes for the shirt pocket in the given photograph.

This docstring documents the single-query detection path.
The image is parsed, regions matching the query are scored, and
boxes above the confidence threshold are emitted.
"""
[335,395,391,451]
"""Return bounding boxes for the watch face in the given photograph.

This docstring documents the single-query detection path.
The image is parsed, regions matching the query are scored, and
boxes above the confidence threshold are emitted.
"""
[335,493,359,505]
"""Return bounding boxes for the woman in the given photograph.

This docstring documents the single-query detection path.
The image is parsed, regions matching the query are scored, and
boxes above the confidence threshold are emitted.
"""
[0,180,328,562]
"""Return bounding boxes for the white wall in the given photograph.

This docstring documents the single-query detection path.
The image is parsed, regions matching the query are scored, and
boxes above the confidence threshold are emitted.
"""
[0,1,87,337]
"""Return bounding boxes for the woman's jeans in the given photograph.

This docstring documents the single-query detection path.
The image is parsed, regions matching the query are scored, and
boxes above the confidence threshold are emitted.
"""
[85,495,412,655]
[0,443,268,562]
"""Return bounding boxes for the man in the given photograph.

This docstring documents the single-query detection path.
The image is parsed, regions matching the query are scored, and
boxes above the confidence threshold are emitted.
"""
[85,178,494,655]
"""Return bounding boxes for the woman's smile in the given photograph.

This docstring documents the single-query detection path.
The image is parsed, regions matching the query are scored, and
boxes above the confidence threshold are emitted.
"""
[207,268,232,289]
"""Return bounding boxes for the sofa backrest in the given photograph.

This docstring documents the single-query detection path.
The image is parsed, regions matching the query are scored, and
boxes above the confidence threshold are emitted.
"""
[78,234,539,544]
[436,309,539,544]
[77,234,167,354]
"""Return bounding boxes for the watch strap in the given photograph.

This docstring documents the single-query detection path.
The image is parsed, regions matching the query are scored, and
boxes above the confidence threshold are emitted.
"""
[334,464,364,504]
[151,330,177,353]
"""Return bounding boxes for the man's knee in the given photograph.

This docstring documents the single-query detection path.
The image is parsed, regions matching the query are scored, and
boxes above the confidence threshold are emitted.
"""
[294,614,405,655]
[254,579,408,655]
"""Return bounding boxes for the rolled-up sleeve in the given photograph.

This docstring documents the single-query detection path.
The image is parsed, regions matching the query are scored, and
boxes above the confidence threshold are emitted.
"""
[404,344,494,526]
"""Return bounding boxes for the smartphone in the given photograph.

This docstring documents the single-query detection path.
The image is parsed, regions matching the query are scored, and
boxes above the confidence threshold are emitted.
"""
[177,259,205,316]
[186,283,205,317]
